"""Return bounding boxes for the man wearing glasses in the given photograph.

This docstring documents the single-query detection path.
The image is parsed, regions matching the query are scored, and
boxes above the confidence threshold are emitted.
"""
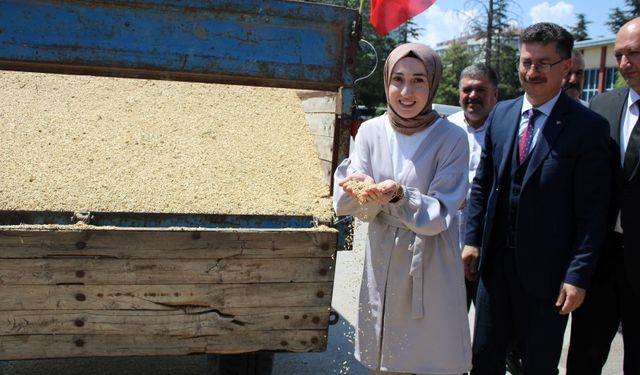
[462,22,611,374]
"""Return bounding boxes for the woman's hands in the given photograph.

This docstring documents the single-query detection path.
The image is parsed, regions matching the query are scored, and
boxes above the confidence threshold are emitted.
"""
[374,179,401,204]
[339,174,401,204]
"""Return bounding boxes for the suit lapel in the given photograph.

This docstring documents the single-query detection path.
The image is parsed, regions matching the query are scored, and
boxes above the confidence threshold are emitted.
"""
[523,93,570,186]
[609,87,628,144]
[613,89,640,181]
[497,98,523,179]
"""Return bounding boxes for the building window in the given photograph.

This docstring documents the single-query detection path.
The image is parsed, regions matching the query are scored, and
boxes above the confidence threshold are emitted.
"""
[581,67,618,102]
[582,68,599,102]
[605,67,617,92]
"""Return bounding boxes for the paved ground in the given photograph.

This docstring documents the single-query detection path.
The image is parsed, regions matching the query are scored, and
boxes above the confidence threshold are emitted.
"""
[0,221,624,374]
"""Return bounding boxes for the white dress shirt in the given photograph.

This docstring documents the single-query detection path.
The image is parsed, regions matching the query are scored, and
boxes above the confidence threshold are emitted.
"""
[518,91,562,157]
[448,110,487,247]
[620,88,640,164]
[615,88,640,233]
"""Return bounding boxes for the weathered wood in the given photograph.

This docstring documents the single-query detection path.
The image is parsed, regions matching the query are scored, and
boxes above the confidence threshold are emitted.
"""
[0,258,334,285]
[0,330,327,359]
[305,113,336,138]
[320,161,333,187]
[0,306,329,335]
[0,229,337,259]
[300,93,337,113]
[311,135,335,162]
[0,283,332,310]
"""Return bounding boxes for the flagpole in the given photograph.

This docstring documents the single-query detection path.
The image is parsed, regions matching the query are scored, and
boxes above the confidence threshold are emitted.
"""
[359,0,364,14]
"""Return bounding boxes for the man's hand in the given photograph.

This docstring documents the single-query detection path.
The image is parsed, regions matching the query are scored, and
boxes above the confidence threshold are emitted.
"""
[556,283,586,315]
[462,245,480,281]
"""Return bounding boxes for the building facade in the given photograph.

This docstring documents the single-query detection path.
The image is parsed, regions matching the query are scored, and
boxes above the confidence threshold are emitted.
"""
[574,38,618,102]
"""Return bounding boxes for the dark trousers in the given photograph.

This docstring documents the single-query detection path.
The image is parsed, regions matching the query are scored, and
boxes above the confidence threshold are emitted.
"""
[471,245,568,375]
[567,234,640,375]
[466,278,478,310]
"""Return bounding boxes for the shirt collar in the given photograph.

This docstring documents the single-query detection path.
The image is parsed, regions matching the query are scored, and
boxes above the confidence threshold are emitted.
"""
[464,116,486,133]
[521,90,562,117]
[627,87,640,110]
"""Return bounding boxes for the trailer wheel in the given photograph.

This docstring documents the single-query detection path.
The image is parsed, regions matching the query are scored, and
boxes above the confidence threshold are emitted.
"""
[207,353,274,375]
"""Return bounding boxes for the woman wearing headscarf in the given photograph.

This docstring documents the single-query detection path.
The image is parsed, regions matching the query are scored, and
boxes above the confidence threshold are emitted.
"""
[333,43,472,375]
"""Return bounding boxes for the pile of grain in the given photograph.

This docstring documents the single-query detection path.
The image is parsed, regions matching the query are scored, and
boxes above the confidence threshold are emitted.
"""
[0,71,332,221]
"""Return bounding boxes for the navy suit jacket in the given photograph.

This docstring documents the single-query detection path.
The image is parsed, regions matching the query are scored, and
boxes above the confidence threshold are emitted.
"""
[590,87,640,293]
[465,91,611,301]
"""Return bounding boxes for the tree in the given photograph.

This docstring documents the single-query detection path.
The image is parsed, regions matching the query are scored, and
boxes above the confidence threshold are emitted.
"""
[466,0,517,67]
[607,0,640,34]
[460,0,521,100]
[433,42,475,106]
[493,42,522,100]
[570,13,591,41]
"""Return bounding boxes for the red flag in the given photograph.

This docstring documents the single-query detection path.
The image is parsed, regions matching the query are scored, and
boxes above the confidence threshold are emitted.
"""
[370,0,436,36]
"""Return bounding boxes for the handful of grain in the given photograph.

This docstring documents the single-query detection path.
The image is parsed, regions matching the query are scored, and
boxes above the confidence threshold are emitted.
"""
[344,180,377,204]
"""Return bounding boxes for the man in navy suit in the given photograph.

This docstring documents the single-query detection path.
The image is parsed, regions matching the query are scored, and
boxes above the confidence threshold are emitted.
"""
[462,22,611,374]
[567,17,640,375]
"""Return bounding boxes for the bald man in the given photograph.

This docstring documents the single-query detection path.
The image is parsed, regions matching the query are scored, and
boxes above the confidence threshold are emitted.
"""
[567,17,640,375]
[562,49,587,105]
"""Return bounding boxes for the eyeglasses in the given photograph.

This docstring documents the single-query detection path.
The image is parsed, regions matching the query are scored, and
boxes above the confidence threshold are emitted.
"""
[518,59,564,73]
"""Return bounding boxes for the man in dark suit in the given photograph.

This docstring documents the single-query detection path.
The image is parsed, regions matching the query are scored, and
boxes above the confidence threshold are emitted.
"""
[462,22,611,374]
[567,17,640,375]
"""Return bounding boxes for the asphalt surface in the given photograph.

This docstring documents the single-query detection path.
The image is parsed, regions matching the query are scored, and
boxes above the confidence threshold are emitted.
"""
[0,221,623,374]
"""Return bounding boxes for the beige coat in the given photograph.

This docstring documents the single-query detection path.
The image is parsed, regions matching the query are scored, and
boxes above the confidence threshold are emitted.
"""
[333,116,472,374]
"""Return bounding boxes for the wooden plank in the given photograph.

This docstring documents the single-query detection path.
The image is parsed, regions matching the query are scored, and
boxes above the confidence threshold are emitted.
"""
[0,258,335,285]
[312,135,334,162]
[302,95,337,113]
[0,229,337,259]
[320,161,333,187]
[0,330,327,359]
[0,283,332,310]
[306,112,336,138]
[0,306,329,335]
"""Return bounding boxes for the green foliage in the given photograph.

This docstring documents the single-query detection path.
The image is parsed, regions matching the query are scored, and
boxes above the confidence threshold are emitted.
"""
[493,43,522,100]
[433,42,475,105]
[458,0,521,100]
[570,14,591,41]
[607,0,640,34]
